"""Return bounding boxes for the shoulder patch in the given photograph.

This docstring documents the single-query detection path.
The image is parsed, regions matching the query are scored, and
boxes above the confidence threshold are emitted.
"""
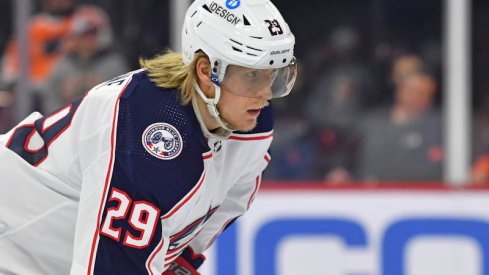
[142,123,183,160]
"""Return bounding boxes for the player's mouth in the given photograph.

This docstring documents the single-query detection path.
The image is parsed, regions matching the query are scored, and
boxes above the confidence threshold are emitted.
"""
[246,102,268,117]
[247,108,261,117]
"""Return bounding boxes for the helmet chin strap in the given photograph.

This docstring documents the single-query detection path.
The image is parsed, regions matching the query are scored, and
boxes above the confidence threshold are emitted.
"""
[193,81,236,133]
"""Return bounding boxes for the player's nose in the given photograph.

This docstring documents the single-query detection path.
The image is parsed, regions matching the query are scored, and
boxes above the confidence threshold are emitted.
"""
[256,86,273,100]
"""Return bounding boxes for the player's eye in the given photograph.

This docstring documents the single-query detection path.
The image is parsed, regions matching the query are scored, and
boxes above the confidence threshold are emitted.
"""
[246,71,259,79]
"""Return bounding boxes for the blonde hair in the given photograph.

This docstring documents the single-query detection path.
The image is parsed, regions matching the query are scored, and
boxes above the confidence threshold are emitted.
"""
[139,50,208,105]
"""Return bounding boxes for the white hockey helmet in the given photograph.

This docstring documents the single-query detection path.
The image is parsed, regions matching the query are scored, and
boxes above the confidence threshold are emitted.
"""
[182,0,297,98]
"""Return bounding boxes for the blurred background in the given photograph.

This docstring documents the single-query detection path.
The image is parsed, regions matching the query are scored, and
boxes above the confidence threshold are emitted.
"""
[2,0,488,187]
[2,0,489,274]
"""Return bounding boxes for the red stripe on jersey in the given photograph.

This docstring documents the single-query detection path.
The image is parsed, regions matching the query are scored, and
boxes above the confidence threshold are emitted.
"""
[146,238,165,275]
[228,132,273,141]
[163,235,200,267]
[202,151,213,159]
[87,80,132,275]
[163,233,203,267]
[165,253,179,262]
[166,230,200,260]
[264,153,271,163]
[247,175,261,209]
[161,172,206,219]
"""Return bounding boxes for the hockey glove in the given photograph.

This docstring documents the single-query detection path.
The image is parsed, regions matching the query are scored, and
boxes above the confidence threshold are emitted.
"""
[163,246,205,275]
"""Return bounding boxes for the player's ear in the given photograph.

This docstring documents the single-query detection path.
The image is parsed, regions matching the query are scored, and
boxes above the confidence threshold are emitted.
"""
[195,57,213,91]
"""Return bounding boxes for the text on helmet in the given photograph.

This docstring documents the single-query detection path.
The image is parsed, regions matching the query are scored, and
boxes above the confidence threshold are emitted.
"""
[270,49,290,55]
[210,2,241,25]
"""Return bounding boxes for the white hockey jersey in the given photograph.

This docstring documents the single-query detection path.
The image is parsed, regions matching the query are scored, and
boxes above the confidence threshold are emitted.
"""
[0,70,273,274]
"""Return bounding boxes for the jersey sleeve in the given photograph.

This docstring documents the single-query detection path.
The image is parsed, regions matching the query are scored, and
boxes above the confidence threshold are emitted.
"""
[188,107,274,254]
[188,162,269,254]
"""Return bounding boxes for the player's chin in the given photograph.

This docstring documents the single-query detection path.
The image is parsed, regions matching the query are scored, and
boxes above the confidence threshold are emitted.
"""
[236,119,258,132]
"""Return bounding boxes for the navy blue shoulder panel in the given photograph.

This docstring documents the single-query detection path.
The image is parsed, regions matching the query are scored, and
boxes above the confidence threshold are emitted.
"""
[112,70,209,212]
[94,71,211,274]
[234,102,274,135]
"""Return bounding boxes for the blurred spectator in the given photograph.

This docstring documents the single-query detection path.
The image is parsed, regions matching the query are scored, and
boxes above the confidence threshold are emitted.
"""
[0,85,15,133]
[305,26,376,126]
[472,89,489,155]
[470,155,489,186]
[1,0,77,85]
[0,1,13,60]
[265,117,316,180]
[355,68,443,181]
[42,5,128,113]
[0,0,80,121]
[390,54,424,89]
[303,25,375,181]
[470,89,489,186]
[307,73,365,130]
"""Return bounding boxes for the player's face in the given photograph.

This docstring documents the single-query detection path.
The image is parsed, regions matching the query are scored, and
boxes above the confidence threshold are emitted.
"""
[217,79,271,132]
[195,58,277,132]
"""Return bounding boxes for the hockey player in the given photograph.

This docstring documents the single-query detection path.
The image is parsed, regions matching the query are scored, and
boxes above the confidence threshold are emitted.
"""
[0,0,296,274]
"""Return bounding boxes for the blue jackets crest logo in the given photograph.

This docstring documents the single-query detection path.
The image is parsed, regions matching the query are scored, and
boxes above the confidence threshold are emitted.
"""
[226,0,240,9]
[142,123,183,160]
